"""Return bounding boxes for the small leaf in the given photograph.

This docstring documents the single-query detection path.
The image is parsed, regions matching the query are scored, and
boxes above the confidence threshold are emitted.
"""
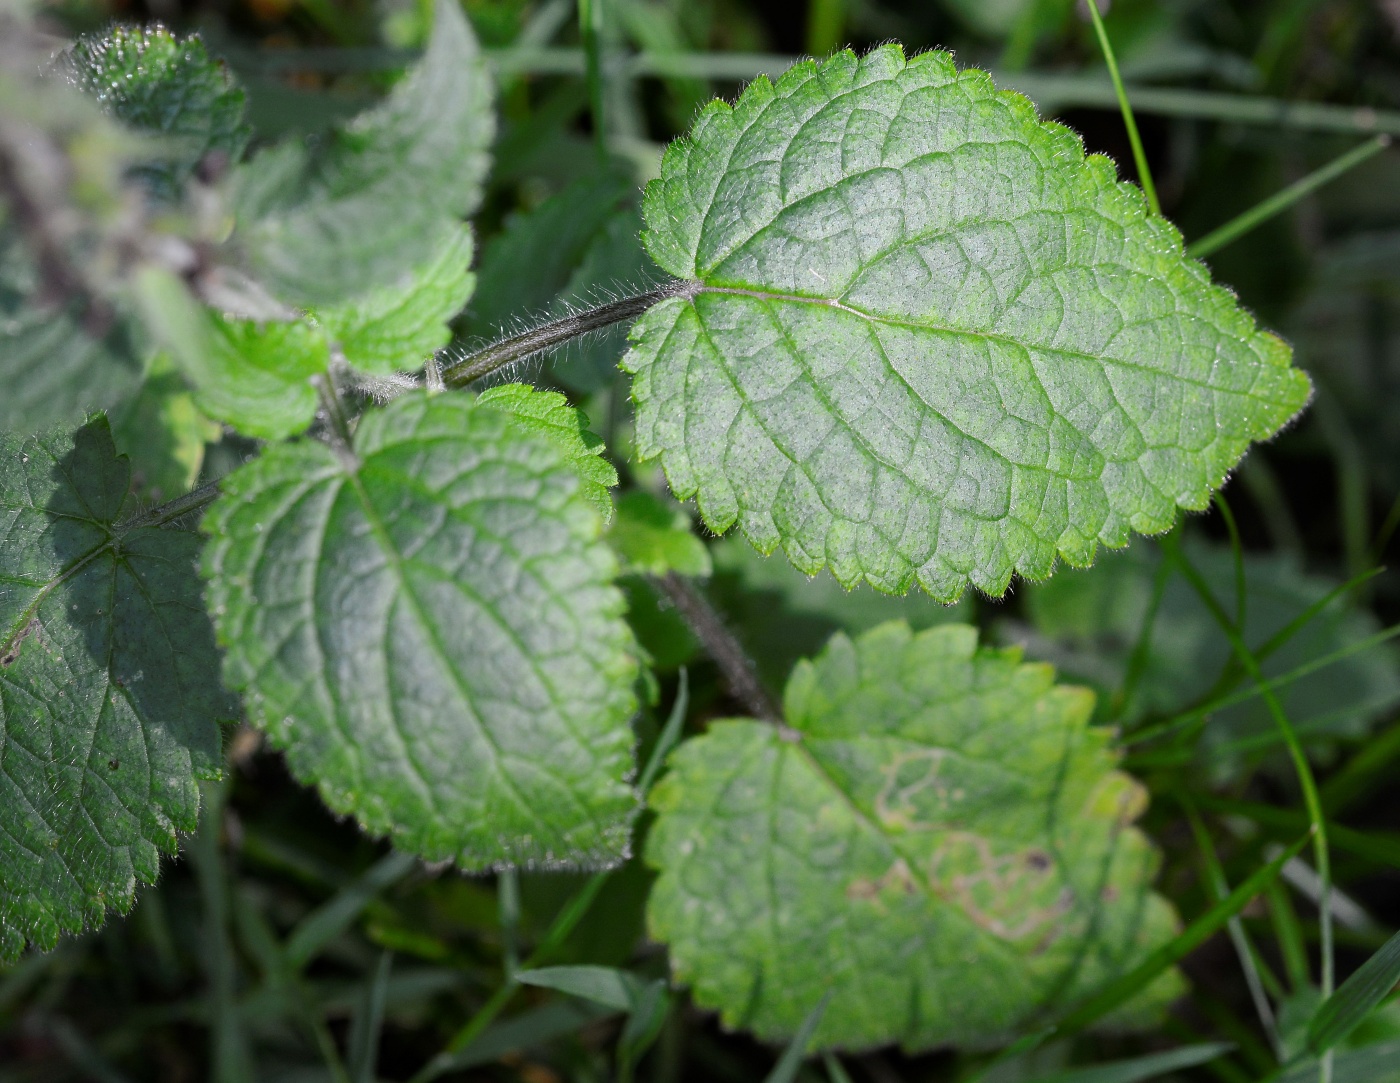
[234,0,493,307]
[202,391,639,868]
[317,223,476,376]
[67,25,250,201]
[516,965,645,1011]
[765,993,831,1083]
[476,383,618,520]
[1309,929,1400,1054]
[625,47,1311,599]
[190,313,329,441]
[0,417,236,960]
[608,490,712,578]
[645,621,1181,1050]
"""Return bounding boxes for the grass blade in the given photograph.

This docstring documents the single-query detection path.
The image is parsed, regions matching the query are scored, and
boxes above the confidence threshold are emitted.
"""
[1053,833,1311,1040]
[822,1051,856,1083]
[639,668,689,796]
[515,965,640,1011]
[764,991,831,1083]
[284,850,416,970]
[1083,0,1160,214]
[1031,1042,1235,1083]
[1308,929,1400,1054]
[348,952,393,1083]
[1188,136,1390,259]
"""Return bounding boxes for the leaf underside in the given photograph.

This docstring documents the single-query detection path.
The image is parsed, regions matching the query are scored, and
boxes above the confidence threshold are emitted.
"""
[0,418,234,961]
[202,392,639,869]
[625,46,1312,601]
[646,621,1181,1051]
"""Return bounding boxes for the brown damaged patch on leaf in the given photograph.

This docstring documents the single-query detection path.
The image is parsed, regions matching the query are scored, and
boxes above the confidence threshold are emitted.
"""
[1,617,40,666]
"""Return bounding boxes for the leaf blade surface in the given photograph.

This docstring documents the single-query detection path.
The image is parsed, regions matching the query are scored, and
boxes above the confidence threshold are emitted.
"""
[625,47,1311,599]
[645,621,1181,1049]
[202,392,639,868]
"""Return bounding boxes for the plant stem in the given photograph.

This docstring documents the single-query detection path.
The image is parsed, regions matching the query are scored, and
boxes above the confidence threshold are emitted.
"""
[1189,136,1390,258]
[118,479,224,533]
[1181,795,1283,1058]
[578,0,607,157]
[1082,0,1160,215]
[441,286,686,388]
[1160,534,1334,1082]
[652,572,781,722]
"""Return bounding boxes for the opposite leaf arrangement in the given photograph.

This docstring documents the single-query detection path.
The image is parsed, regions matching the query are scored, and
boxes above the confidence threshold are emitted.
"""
[0,0,1314,1058]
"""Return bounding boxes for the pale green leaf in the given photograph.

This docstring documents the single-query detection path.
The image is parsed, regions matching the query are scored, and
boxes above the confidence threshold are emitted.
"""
[316,223,475,376]
[607,490,711,578]
[66,25,250,202]
[476,383,618,520]
[1019,540,1400,778]
[189,313,328,441]
[234,0,493,307]
[625,47,1311,600]
[0,417,235,960]
[646,621,1181,1050]
[109,355,221,501]
[202,391,638,868]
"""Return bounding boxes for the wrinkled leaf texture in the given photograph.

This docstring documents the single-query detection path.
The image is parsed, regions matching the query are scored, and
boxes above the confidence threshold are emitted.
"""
[647,621,1181,1050]
[625,46,1311,601]
[0,418,235,960]
[202,392,639,869]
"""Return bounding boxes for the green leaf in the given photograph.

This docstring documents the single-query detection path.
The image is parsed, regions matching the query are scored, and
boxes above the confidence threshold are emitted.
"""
[234,0,493,307]
[190,313,329,441]
[476,383,618,520]
[625,47,1311,600]
[1309,930,1400,1054]
[316,223,475,377]
[109,356,222,501]
[0,417,235,960]
[66,25,250,201]
[0,231,146,434]
[202,391,639,868]
[607,490,712,578]
[1019,540,1400,777]
[645,621,1181,1050]
[516,965,645,1011]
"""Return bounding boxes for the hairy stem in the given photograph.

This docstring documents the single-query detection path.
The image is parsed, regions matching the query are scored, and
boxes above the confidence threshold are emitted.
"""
[119,479,224,533]
[441,285,689,387]
[652,572,780,722]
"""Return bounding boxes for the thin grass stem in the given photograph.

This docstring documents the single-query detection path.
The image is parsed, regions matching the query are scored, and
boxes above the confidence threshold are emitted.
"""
[1082,0,1160,215]
[1188,136,1389,258]
[578,0,607,157]
[1160,534,1334,1083]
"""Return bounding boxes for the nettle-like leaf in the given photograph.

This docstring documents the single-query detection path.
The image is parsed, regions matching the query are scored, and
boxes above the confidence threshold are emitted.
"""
[646,621,1181,1050]
[0,417,236,960]
[317,223,475,376]
[475,383,618,520]
[624,47,1311,600]
[234,0,493,307]
[1018,540,1400,779]
[202,392,639,868]
[67,25,250,201]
